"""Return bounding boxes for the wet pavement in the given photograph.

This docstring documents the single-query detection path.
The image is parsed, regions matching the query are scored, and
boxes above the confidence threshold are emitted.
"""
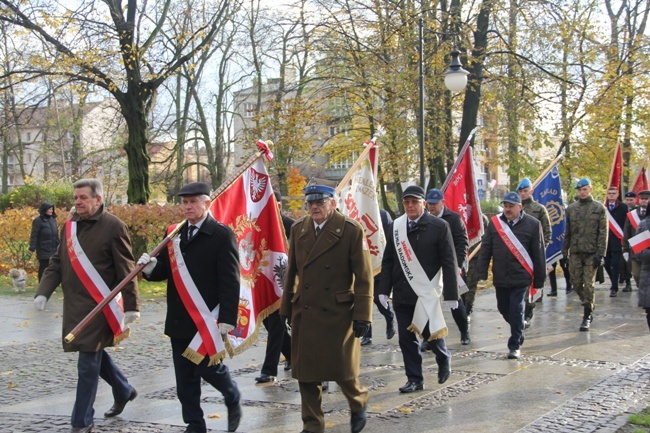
[1,277,649,432]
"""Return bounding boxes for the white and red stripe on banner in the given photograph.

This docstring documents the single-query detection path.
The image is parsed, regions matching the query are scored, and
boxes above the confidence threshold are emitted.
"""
[209,157,288,354]
[608,213,624,241]
[630,230,650,254]
[628,210,641,231]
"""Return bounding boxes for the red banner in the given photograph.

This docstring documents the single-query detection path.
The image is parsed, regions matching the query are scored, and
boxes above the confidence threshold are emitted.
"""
[608,143,623,199]
[630,162,648,203]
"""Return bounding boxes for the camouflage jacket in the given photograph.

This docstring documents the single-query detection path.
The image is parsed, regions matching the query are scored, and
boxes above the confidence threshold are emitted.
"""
[522,197,551,247]
[562,195,608,256]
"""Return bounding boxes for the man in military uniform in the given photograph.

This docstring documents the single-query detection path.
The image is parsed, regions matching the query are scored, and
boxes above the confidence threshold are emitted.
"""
[517,178,551,327]
[604,186,628,297]
[624,191,637,209]
[562,178,608,331]
[623,190,650,288]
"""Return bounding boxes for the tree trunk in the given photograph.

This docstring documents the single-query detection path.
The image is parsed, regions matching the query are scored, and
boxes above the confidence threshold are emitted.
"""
[117,94,151,204]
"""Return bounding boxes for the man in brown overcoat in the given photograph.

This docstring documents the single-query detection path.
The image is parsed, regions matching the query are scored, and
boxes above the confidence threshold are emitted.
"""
[281,184,373,433]
[34,178,140,433]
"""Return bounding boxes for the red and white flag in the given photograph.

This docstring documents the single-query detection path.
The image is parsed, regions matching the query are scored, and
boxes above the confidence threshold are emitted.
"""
[339,136,385,275]
[209,145,287,354]
[442,133,484,248]
[608,143,623,199]
[630,230,650,254]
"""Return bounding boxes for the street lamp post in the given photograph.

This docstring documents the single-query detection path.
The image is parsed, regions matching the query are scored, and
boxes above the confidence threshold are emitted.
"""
[418,26,470,188]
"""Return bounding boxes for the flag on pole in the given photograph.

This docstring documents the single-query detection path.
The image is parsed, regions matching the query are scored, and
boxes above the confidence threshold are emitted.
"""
[441,137,484,248]
[209,148,288,354]
[338,136,385,275]
[532,165,565,266]
[630,161,649,203]
[608,143,623,199]
[630,230,650,254]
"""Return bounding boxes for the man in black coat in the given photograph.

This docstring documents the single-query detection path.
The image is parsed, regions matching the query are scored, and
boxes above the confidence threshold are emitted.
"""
[28,202,60,281]
[605,186,629,297]
[423,188,470,345]
[477,192,546,359]
[137,182,242,433]
[254,191,293,383]
[379,185,459,393]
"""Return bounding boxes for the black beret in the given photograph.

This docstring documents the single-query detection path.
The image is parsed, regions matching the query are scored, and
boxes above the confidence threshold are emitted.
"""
[625,191,637,198]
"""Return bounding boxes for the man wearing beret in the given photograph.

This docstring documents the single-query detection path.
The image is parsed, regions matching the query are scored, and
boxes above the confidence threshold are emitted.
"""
[281,184,373,433]
[379,185,458,392]
[516,177,551,324]
[137,182,242,433]
[604,186,628,297]
[562,178,608,331]
[624,190,650,289]
[477,192,546,359]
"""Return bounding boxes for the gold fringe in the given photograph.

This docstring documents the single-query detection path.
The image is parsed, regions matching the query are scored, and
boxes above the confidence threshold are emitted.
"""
[208,351,226,366]
[113,327,130,345]
[182,347,206,365]
[229,299,282,357]
[406,323,423,339]
[429,327,448,340]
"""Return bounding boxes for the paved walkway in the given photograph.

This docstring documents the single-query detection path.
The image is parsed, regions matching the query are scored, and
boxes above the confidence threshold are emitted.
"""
[1,278,649,432]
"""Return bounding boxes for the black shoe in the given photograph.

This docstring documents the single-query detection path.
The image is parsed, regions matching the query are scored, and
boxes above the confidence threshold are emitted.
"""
[284,361,292,371]
[610,290,617,297]
[70,424,94,433]
[507,349,521,359]
[566,285,573,294]
[579,315,592,331]
[104,388,137,417]
[524,319,531,329]
[399,381,424,393]
[420,340,432,352]
[255,374,276,383]
[350,405,367,433]
[227,402,242,432]
[438,360,451,384]
[535,295,543,303]
[386,322,396,340]
[183,427,204,433]
[623,284,632,292]
[360,336,372,346]
[548,290,558,297]
[460,331,470,345]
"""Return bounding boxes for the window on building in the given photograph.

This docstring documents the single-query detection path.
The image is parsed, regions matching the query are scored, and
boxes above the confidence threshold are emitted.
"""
[329,126,338,137]
[244,103,256,118]
[25,132,31,142]
[329,151,359,170]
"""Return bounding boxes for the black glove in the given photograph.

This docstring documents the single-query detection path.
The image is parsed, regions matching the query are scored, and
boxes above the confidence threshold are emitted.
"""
[353,320,371,338]
[593,255,604,267]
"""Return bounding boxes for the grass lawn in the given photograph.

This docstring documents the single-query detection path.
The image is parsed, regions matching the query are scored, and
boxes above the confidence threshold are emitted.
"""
[0,274,167,300]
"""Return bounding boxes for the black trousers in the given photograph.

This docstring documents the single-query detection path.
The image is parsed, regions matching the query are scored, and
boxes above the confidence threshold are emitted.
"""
[171,338,240,433]
[605,250,622,291]
[365,291,395,338]
[260,310,291,376]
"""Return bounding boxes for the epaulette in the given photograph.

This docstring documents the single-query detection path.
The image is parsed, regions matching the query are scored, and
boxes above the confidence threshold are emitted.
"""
[345,217,359,226]
[293,216,307,227]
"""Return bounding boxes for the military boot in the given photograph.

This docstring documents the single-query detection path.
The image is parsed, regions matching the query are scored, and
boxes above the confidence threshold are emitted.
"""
[579,306,593,331]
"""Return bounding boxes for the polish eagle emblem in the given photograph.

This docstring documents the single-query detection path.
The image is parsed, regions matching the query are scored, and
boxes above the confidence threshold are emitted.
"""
[249,168,268,203]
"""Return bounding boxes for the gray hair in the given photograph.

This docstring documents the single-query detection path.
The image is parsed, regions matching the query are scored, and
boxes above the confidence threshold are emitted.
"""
[73,178,103,198]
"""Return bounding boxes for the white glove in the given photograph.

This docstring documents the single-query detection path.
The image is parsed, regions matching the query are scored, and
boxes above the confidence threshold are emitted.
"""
[137,253,157,275]
[623,252,629,261]
[219,323,235,336]
[124,311,140,325]
[33,295,47,311]
[445,300,459,310]
[378,294,389,309]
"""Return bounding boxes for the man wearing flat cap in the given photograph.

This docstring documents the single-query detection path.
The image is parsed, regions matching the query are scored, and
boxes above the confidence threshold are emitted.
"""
[562,178,608,331]
[624,190,650,289]
[137,182,242,433]
[516,177,551,324]
[379,185,459,392]
[281,184,373,433]
[477,192,546,359]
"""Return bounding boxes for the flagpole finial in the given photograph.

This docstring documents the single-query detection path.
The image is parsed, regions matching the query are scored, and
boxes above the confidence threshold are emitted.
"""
[256,140,274,161]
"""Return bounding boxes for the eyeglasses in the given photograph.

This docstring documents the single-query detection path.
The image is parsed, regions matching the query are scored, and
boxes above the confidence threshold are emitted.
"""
[306,199,329,207]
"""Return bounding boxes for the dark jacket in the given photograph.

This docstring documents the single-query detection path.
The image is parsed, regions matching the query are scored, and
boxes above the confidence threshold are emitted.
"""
[29,202,59,260]
[37,205,139,352]
[438,206,469,267]
[606,201,628,253]
[477,212,546,289]
[379,212,459,305]
[636,217,650,308]
[624,207,646,259]
[146,215,241,339]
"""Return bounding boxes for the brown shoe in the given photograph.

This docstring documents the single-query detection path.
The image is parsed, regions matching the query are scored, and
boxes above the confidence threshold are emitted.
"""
[104,388,137,417]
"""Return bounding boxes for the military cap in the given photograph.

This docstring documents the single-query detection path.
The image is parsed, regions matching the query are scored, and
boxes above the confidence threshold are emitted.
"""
[574,177,592,189]
[402,185,425,200]
[501,192,522,205]
[625,191,637,198]
[426,188,444,204]
[178,182,211,196]
[639,190,650,198]
[516,177,532,190]
[273,190,282,202]
[303,184,335,201]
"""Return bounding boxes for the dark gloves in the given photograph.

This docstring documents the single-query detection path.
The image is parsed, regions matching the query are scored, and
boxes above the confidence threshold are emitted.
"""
[353,320,371,338]
[593,255,604,267]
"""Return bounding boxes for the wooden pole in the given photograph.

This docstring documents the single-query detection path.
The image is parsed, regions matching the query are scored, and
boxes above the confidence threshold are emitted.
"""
[531,154,563,189]
[335,128,385,194]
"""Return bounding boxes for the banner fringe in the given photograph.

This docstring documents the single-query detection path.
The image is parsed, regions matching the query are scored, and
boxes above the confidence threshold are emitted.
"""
[113,327,130,345]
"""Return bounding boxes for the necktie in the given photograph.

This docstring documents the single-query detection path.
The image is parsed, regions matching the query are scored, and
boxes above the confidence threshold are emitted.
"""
[188,225,197,239]
[508,220,514,228]
[408,221,416,231]
[315,226,321,237]
[609,203,614,211]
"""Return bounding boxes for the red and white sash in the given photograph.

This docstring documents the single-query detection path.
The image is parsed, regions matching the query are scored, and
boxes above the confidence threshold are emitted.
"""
[608,212,624,242]
[491,215,538,301]
[167,224,227,366]
[393,215,447,340]
[628,209,642,231]
[65,220,128,344]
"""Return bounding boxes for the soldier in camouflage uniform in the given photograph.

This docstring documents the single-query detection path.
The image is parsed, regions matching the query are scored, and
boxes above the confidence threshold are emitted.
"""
[517,178,551,328]
[562,178,608,331]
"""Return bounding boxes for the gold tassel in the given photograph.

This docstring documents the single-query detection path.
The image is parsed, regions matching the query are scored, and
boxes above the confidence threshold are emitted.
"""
[208,351,226,366]
[113,328,131,345]
[182,347,206,365]
[429,326,448,340]
[406,323,423,339]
